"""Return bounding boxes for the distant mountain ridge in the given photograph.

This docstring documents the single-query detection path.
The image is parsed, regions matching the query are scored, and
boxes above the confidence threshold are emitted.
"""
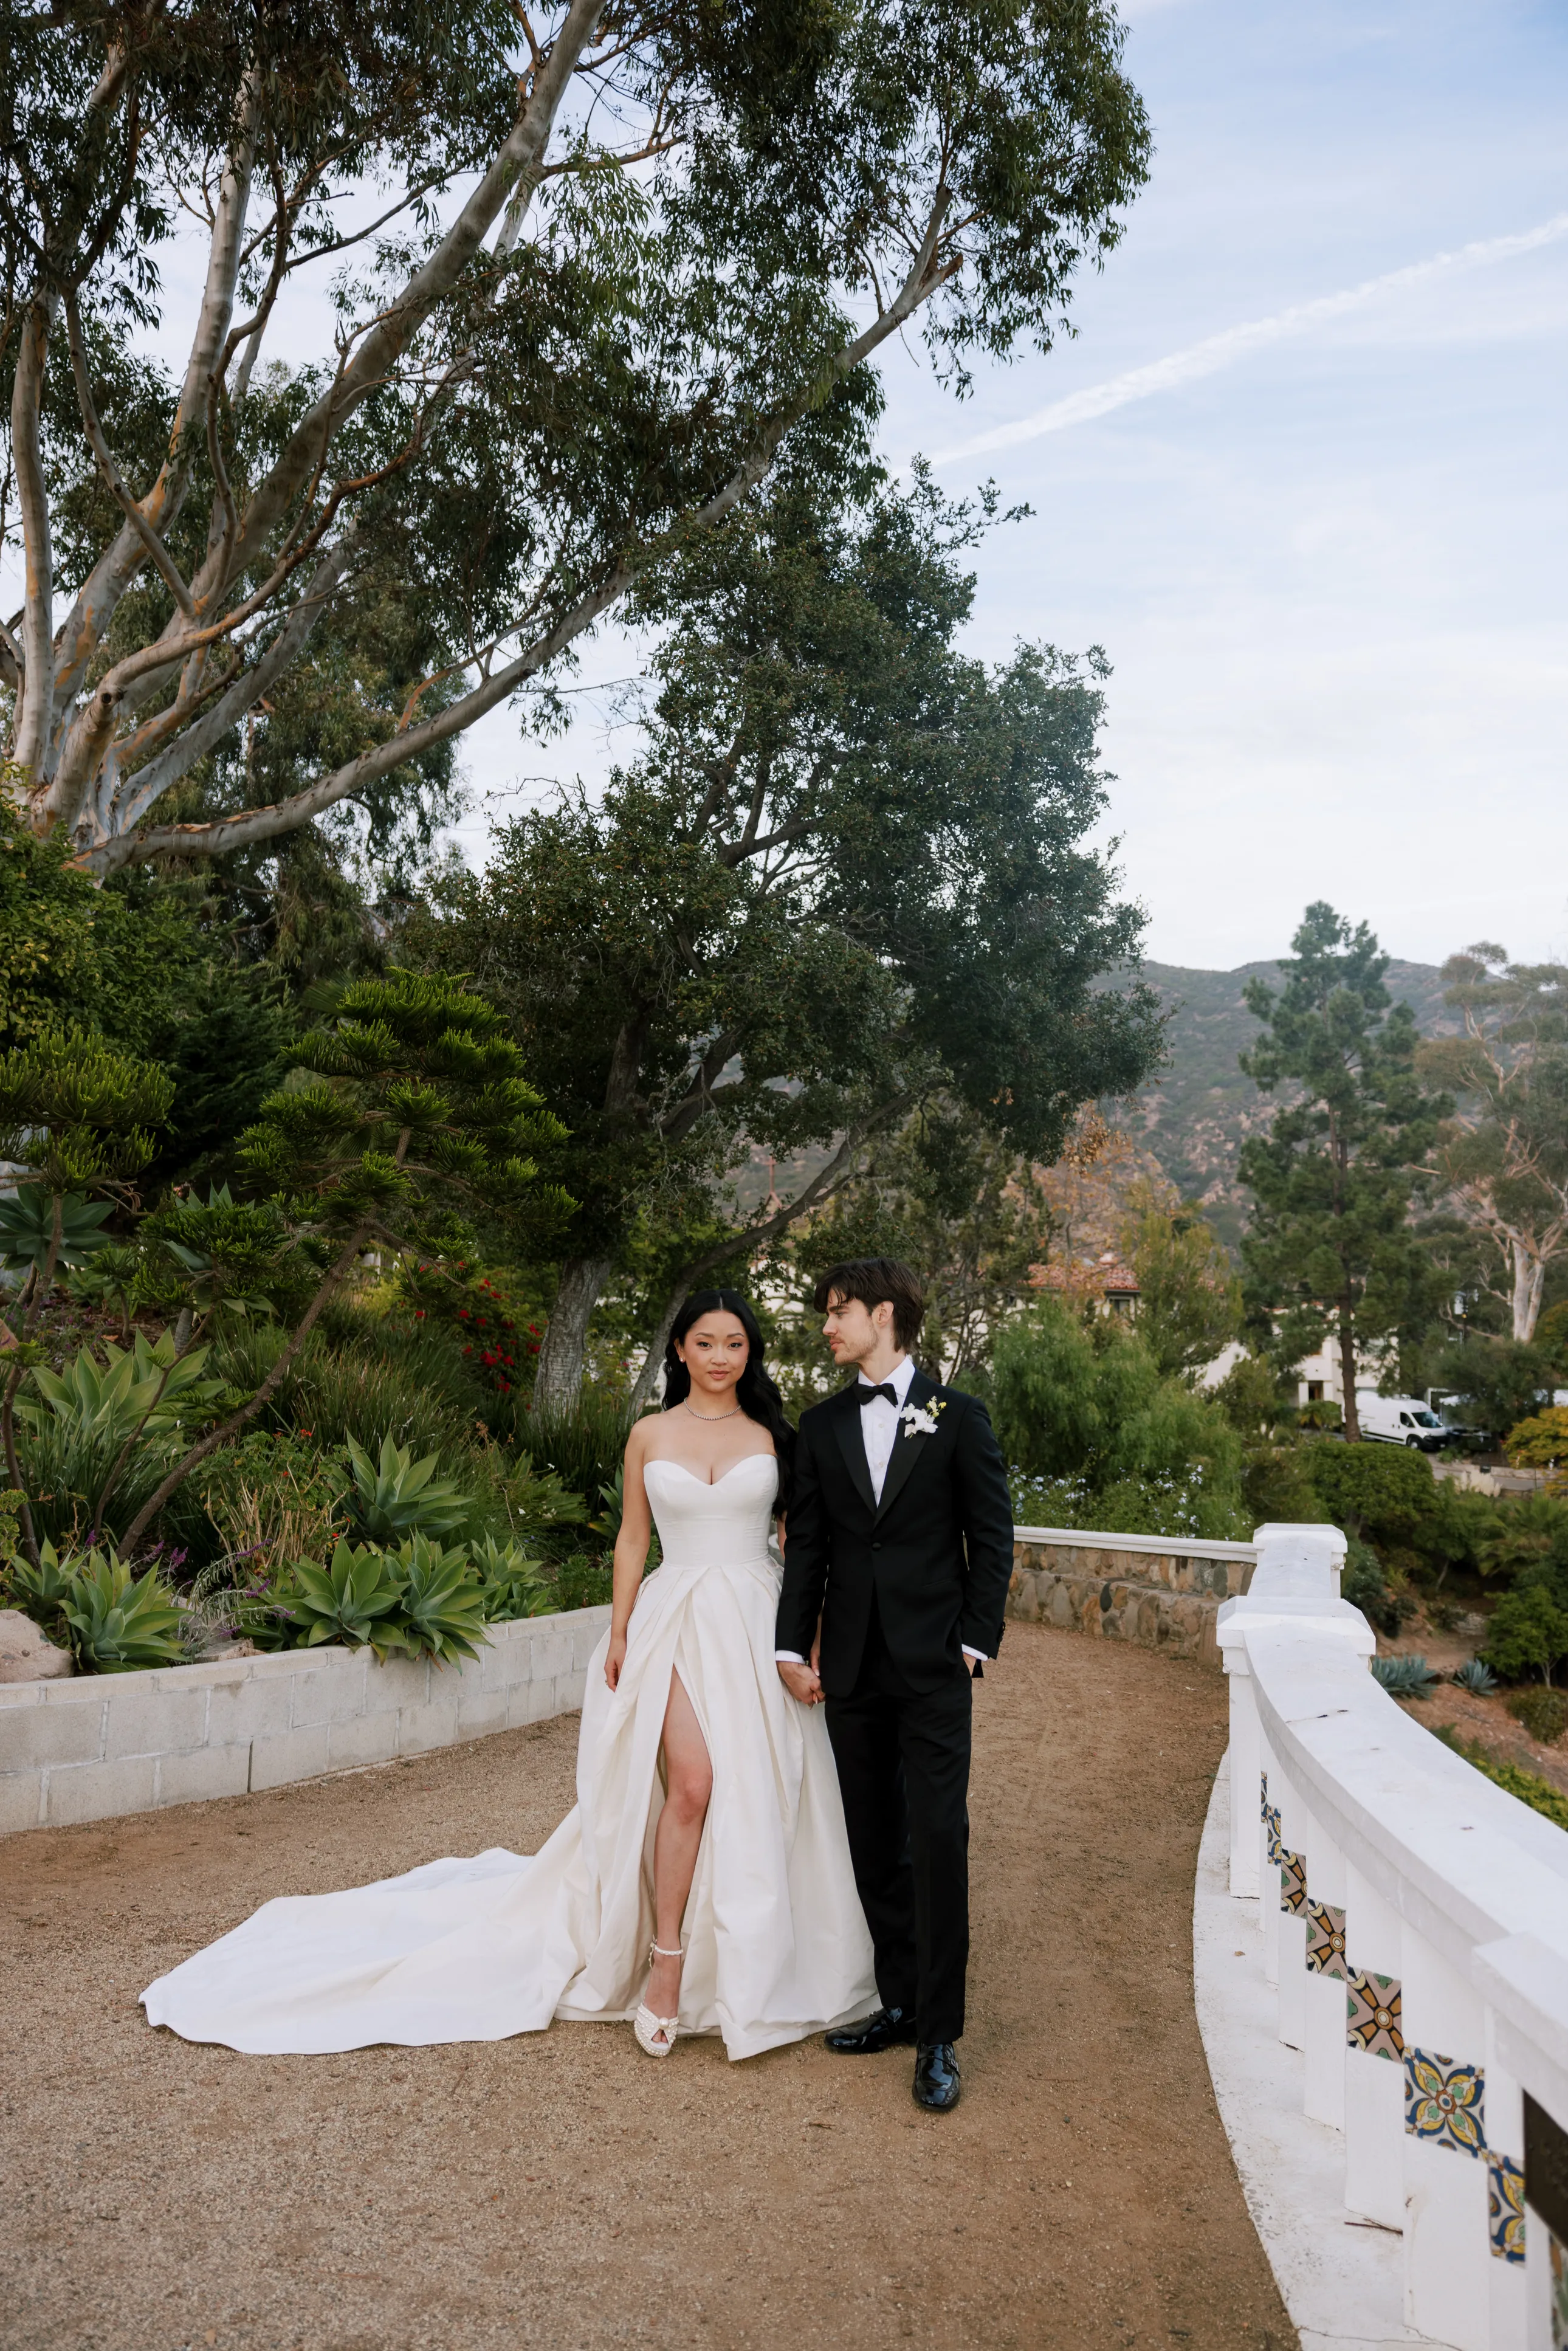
[1113,957,1456,1249]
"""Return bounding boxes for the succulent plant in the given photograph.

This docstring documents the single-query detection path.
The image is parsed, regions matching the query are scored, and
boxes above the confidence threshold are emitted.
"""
[1452,1657,1498,1696]
[1371,1653,1440,1700]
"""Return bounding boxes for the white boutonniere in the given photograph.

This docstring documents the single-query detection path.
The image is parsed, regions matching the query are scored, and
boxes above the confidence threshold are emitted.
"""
[900,1397,946,1439]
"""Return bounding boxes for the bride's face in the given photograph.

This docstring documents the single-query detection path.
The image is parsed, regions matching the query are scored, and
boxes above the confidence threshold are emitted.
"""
[676,1310,750,1398]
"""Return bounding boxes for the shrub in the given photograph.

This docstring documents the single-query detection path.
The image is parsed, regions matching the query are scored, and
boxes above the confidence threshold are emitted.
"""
[1304,1439,1436,1549]
[1506,1687,1568,1745]
[1432,1725,1568,1830]
[1371,1654,1439,1699]
[1481,1586,1568,1685]
[1476,1493,1568,1586]
[991,1303,1248,1538]
[549,1552,614,1611]
[1342,1541,1412,1637]
[1453,1658,1498,1695]
[1429,1338,1558,1442]
[1504,1405,1568,1492]
[200,1432,349,1580]
[509,1391,636,1513]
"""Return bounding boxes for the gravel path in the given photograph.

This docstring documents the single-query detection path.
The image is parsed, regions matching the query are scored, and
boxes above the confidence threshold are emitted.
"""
[1,1623,1294,2351]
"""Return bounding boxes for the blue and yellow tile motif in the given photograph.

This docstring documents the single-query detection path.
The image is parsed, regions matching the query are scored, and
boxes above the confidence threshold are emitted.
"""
[1404,2048,1485,2158]
[1551,2229,1568,2350]
[1305,1900,1347,1978]
[1260,1775,1283,1866]
[1487,2152,1524,2263]
[1346,1969,1403,2061]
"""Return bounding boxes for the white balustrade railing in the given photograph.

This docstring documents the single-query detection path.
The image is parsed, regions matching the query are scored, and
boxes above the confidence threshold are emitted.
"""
[1217,1524,1568,2350]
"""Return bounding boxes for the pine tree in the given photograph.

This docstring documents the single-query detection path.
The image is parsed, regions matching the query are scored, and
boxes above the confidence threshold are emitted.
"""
[1239,904,1448,1442]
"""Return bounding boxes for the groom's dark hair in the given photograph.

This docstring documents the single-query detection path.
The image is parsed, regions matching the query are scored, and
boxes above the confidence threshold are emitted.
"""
[813,1258,925,1352]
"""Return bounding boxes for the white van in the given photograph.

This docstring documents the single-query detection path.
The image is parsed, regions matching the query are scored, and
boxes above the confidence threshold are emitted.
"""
[1354,1392,1451,1452]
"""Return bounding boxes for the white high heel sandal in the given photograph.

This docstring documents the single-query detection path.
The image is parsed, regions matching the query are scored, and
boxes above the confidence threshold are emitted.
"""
[634,1942,684,2058]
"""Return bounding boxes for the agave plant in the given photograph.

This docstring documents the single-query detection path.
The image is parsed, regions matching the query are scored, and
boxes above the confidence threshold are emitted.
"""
[284,1541,408,1653]
[51,1547,187,1673]
[389,1533,489,1665]
[1453,1657,1499,1696]
[0,1185,114,1274]
[19,1330,225,1450]
[346,1431,473,1544]
[4,1537,81,1639]
[1371,1653,1440,1700]
[469,1531,554,1623]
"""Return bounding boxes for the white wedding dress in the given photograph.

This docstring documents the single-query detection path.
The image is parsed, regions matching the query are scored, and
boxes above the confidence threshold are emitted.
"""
[140,1454,876,2060]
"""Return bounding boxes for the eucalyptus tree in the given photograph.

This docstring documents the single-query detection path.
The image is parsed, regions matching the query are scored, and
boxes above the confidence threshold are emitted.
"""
[427,473,1161,1403]
[1421,946,1568,1343]
[0,0,1150,878]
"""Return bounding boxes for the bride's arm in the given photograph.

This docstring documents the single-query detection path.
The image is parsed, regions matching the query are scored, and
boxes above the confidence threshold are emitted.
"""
[605,1427,654,1692]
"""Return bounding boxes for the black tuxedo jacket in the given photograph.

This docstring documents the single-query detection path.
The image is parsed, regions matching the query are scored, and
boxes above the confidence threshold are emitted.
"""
[775,1369,1016,1698]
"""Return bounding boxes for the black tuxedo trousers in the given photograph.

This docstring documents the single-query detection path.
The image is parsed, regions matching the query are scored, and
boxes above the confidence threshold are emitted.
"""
[825,1597,972,2043]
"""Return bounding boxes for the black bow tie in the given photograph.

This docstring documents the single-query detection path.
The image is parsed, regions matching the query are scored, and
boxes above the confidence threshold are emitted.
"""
[859,1383,900,1407]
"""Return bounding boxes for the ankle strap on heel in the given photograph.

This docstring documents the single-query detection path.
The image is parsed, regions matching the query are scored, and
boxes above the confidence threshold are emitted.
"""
[648,1941,684,1962]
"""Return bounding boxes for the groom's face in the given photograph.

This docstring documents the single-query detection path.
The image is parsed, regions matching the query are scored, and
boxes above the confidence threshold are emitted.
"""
[821,1292,890,1366]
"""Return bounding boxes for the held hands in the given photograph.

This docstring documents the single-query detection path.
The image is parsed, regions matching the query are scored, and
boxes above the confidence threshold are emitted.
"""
[604,1630,628,1692]
[777,1659,824,1707]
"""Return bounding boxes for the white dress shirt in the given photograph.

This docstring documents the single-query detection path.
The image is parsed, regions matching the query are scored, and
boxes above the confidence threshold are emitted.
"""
[776,1354,987,1666]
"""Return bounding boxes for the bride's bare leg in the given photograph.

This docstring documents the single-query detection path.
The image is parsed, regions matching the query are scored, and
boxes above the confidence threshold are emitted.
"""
[647,1671,711,2033]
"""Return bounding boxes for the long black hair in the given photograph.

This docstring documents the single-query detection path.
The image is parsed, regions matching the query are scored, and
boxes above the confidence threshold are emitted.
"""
[662,1288,795,1509]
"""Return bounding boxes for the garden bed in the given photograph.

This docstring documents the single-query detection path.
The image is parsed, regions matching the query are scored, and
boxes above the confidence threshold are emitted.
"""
[0,1603,611,1834]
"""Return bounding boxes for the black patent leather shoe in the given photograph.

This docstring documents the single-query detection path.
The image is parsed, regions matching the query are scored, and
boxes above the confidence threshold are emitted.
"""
[824,2005,920,2054]
[912,2041,961,2111]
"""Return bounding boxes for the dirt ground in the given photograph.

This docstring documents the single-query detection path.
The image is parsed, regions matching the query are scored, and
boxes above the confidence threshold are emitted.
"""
[1,1623,1295,2351]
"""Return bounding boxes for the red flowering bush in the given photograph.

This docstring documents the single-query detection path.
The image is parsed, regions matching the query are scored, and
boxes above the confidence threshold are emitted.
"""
[396,1258,544,1399]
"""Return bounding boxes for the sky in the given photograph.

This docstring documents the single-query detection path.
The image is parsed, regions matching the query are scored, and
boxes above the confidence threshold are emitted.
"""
[456,0,1568,974]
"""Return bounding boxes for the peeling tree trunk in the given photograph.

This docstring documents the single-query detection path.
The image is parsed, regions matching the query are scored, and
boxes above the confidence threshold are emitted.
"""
[532,1253,614,1412]
[1513,1239,1546,1343]
[1338,1305,1361,1442]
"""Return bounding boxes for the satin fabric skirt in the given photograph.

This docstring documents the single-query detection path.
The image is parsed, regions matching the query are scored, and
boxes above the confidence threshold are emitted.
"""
[140,1547,877,2060]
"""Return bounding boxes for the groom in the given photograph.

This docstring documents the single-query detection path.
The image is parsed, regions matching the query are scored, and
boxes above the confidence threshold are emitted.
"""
[775,1258,1014,2111]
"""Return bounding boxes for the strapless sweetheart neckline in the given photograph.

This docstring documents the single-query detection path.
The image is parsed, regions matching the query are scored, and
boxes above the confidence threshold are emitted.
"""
[644,1453,777,1489]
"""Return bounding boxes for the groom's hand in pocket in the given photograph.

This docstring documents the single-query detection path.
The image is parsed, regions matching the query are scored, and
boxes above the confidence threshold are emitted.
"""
[777,1659,823,1707]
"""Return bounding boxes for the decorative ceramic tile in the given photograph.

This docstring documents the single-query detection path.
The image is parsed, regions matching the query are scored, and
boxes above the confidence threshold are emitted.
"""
[1279,1849,1307,1915]
[1487,2152,1525,2263]
[1305,1900,1348,1978]
[1552,2230,1568,2351]
[1261,1776,1283,1865]
[1346,1969,1403,2061]
[1404,2048,1486,2158]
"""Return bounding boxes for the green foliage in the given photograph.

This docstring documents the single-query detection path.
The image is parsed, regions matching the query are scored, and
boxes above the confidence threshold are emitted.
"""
[1482,1586,1568,1685]
[1453,1657,1498,1695]
[284,1540,408,1654]
[1238,904,1450,1435]
[387,1533,489,1665]
[1427,1338,1557,1441]
[345,1431,473,1546]
[1507,1686,1568,1745]
[510,1393,636,1513]
[1431,1725,1568,1831]
[1476,1493,1568,1588]
[0,1187,113,1274]
[1304,1439,1437,1548]
[1342,1541,1412,1637]
[1539,1301,1568,1374]
[469,1533,554,1623]
[548,1552,615,1613]
[1372,1654,1439,1699]
[20,1332,224,1451]
[0,1026,172,1197]
[992,1300,1248,1539]
[138,1186,305,1329]
[5,1539,187,1673]
[1504,1405,1568,1487]
[397,1256,543,1397]
[1118,1185,1241,1380]
[238,969,571,1258]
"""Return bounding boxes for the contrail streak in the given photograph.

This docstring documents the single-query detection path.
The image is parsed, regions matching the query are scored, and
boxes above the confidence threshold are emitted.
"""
[932,212,1568,464]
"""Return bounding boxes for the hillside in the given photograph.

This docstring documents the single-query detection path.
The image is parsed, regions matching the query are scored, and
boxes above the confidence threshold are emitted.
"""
[1115,957,1455,1248]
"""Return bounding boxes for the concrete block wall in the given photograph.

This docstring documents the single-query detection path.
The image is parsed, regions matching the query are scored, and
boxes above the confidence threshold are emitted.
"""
[0,1605,611,1835]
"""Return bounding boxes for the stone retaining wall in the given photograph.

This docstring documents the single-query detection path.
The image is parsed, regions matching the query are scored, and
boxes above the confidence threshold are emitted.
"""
[0,1605,611,1835]
[1008,1526,1257,1664]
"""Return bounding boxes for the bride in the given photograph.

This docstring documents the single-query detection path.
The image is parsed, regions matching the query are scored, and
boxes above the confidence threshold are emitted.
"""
[140,1290,876,2060]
